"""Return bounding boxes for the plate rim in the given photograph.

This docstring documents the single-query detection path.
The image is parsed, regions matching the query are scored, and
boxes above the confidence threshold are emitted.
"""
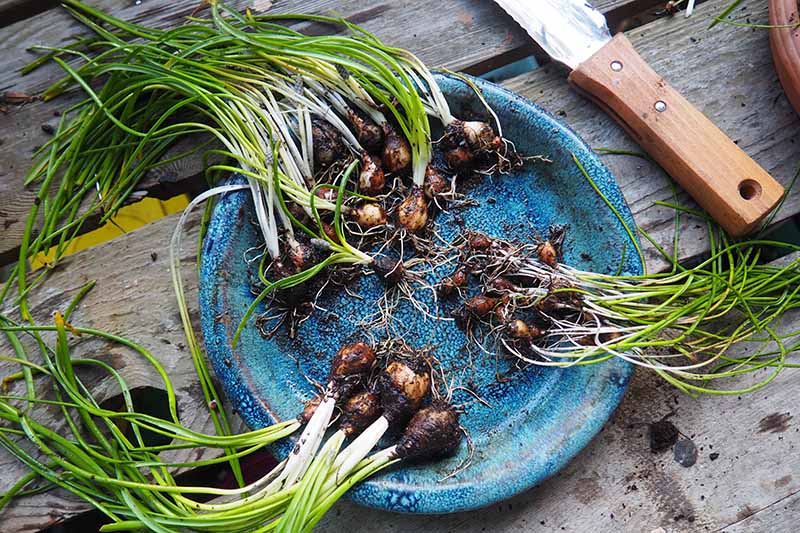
[199,72,643,514]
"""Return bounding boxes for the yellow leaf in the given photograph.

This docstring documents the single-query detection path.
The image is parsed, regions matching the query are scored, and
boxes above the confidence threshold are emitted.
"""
[54,310,81,337]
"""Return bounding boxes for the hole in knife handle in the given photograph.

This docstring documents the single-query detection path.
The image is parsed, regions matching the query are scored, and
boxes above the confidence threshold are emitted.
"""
[738,179,762,201]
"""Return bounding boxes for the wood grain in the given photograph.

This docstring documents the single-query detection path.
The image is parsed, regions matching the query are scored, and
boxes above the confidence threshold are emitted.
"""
[0,209,244,531]
[503,0,800,271]
[0,1,799,528]
[0,0,529,96]
[0,0,58,28]
[0,0,668,267]
[316,346,800,532]
[723,489,800,532]
[568,33,784,237]
[2,214,799,532]
[1,0,795,272]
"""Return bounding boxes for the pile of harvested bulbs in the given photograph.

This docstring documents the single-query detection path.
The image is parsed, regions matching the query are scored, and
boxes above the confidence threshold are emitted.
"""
[3,1,800,530]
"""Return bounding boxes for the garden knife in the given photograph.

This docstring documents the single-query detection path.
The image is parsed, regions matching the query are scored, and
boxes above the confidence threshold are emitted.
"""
[493,0,783,237]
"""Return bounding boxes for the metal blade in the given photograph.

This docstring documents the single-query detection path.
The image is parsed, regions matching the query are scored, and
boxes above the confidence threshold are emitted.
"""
[493,0,612,69]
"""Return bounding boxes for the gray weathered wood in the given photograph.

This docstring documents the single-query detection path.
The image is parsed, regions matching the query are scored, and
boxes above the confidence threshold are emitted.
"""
[0,0,529,96]
[0,0,664,267]
[0,0,651,91]
[2,208,799,531]
[1,0,794,270]
[0,0,57,27]
[0,0,658,32]
[1,1,799,529]
[503,0,800,271]
[723,490,800,532]
[596,0,663,10]
[317,347,800,532]
[0,208,244,531]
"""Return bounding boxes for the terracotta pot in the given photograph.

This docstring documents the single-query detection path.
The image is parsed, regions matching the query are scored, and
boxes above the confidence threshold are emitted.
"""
[770,0,800,115]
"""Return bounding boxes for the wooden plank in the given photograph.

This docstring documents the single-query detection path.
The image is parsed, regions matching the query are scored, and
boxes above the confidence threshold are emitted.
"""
[0,0,671,95]
[0,0,660,33]
[0,0,530,96]
[502,0,800,271]
[2,1,795,531]
[0,208,245,531]
[596,0,659,10]
[1,207,798,531]
[0,0,792,271]
[0,0,670,100]
[316,345,800,532]
[0,0,665,267]
[597,0,671,30]
[722,490,800,532]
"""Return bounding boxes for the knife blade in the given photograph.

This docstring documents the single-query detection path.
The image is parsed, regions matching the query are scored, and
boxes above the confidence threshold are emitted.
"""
[495,0,610,68]
[493,0,784,237]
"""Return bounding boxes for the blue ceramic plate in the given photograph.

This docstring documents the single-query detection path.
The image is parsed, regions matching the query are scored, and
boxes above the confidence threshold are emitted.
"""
[199,74,642,514]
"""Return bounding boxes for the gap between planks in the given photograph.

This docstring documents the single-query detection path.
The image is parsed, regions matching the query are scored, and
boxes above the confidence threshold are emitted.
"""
[1,0,794,272]
[716,488,800,532]
[1,1,797,531]
[0,0,694,268]
[2,200,799,532]
[0,202,800,533]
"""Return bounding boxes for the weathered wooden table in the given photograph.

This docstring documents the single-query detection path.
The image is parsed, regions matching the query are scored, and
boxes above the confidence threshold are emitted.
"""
[1,0,799,531]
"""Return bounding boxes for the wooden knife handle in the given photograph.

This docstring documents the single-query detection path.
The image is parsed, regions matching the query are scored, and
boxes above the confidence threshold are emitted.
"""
[568,34,784,237]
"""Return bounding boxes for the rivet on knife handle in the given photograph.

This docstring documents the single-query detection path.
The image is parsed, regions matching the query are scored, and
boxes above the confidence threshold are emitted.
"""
[568,34,784,237]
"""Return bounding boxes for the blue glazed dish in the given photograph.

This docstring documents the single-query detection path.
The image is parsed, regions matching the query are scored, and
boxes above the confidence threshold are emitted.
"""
[199,73,643,514]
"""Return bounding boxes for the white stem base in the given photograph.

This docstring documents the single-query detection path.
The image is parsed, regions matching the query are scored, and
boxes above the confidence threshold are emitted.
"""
[333,416,389,482]
[265,391,337,495]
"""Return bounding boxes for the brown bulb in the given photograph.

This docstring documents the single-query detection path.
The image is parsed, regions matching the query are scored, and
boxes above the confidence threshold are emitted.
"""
[468,233,492,250]
[461,120,501,152]
[339,391,381,437]
[381,122,411,174]
[378,359,431,425]
[371,256,405,285]
[538,241,558,268]
[464,294,498,317]
[396,186,428,232]
[351,202,387,227]
[444,145,474,171]
[347,109,383,152]
[314,186,337,202]
[395,402,460,460]
[298,395,322,424]
[507,319,542,339]
[330,342,376,381]
[437,268,468,298]
[321,222,338,242]
[358,153,385,196]
[312,118,346,168]
[285,238,317,271]
[487,277,517,294]
[423,165,450,199]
